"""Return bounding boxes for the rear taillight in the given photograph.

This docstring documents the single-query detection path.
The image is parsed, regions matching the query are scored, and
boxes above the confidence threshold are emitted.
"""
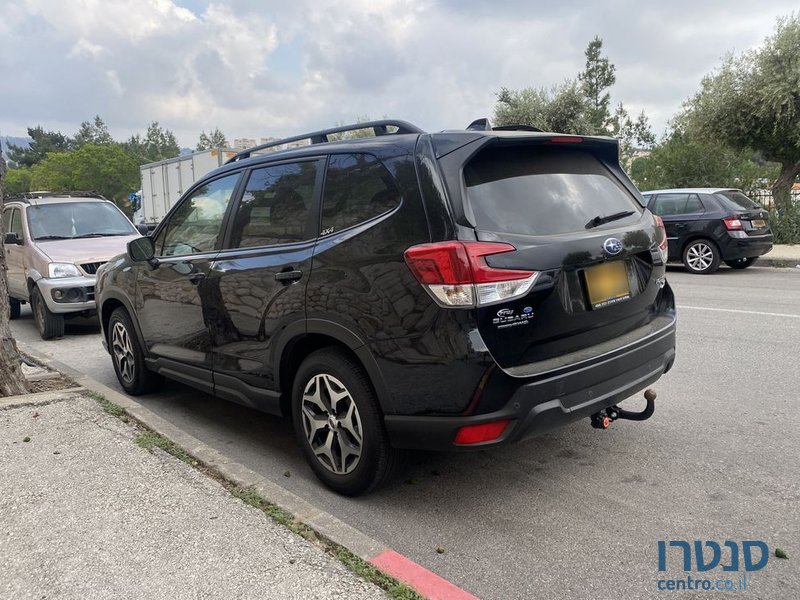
[723,217,743,230]
[404,241,538,308]
[654,215,669,263]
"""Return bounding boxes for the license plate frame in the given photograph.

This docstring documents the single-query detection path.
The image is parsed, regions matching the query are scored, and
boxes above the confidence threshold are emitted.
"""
[584,261,631,309]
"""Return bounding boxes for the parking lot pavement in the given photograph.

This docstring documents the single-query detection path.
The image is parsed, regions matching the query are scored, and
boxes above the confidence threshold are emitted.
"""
[10,266,800,599]
[0,394,387,600]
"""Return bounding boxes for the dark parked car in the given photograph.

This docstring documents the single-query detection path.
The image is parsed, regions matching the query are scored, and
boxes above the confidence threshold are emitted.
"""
[97,119,676,495]
[641,188,773,274]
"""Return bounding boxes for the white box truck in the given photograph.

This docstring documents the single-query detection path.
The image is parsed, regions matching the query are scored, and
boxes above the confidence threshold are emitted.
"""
[133,147,236,227]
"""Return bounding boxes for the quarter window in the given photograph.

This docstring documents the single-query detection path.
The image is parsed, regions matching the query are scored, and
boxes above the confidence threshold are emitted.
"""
[155,173,240,257]
[227,161,319,248]
[321,153,400,233]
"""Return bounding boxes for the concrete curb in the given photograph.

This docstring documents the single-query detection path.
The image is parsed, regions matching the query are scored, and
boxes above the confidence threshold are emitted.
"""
[758,257,800,268]
[16,341,478,600]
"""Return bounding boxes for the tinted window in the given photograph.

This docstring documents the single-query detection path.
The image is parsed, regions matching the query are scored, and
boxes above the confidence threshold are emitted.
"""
[649,193,700,216]
[684,195,705,214]
[716,190,759,210]
[156,173,239,257]
[464,148,641,235]
[2,208,17,235]
[228,161,319,248]
[26,202,137,240]
[321,153,400,233]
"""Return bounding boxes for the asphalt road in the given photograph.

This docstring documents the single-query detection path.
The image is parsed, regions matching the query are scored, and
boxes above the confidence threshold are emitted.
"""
[11,266,800,599]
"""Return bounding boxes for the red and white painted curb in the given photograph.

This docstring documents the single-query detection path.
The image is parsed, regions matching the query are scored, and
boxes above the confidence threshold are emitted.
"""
[369,549,479,600]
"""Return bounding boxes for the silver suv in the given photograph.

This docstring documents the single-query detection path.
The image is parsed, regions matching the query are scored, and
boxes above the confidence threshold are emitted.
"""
[3,193,143,339]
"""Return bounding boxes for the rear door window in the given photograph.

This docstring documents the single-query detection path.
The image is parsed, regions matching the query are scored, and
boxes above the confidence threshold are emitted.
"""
[463,148,641,235]
[227,160,320,248]
[321,153,400,234]
[650,193,704,216]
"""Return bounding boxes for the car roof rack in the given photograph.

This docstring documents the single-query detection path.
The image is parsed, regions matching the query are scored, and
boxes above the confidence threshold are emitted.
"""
[6,190,109,202]
[227,119,426,163]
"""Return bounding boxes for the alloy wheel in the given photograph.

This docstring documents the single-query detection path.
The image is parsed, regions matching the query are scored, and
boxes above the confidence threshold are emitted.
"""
[111,321,135,384]
[686,242,714,272]
[301,373,363,475]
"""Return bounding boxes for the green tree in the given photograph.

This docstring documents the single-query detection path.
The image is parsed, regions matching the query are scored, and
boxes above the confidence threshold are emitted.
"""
[629,130,777,194]
[610,103,656,168]
[123,121,180,163]
[7,126,72,167]
[579,36,617,134]
[73,115,114,147]
[3,167,32,194]
[493,80,592,134]
[29,144,139,204]
[682,14,800,212]
[196,128,229,151]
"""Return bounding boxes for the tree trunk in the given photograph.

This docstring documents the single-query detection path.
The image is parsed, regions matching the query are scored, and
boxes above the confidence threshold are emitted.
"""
[771,160,800,214]
[0,149,29,396]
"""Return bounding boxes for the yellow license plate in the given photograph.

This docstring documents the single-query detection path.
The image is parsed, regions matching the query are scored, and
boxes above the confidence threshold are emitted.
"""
[585,261,631,309]
[751,219,766,228]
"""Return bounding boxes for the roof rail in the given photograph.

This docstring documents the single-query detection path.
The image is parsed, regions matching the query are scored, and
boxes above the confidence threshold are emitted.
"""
[6,190,110,201]
[227,119,425,163]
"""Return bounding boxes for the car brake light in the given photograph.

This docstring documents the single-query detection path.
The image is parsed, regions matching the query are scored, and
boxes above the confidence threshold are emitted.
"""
[454,419,510,445]
[549,136,583,144]
[723,217,743,230]
[654,215,668,262]
[404,241,538,307]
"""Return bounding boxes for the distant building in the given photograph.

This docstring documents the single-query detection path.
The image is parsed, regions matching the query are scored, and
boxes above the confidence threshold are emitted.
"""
[233,138,257,151]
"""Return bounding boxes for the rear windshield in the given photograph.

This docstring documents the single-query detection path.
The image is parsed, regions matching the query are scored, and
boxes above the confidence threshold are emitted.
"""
[464,147,641,235]
[715,190,759,211]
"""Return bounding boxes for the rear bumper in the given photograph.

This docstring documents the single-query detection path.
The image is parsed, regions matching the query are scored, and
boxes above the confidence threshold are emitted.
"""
[719,233,773,260]
[384,315,676,451]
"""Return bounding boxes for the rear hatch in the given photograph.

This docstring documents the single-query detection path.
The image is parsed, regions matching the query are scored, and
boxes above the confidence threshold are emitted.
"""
[445,137,667,371]
[714,190,771,235]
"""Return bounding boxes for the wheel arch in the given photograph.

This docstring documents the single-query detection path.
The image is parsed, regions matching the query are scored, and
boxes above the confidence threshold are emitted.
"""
[99,292,148,354]
[276,320,392,418]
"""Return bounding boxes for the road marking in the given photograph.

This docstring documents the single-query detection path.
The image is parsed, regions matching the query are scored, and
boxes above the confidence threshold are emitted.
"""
[370,549,479,600]
[678,305,800,319]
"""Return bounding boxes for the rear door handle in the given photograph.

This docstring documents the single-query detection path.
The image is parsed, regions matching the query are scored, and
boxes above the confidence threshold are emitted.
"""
[275,270,303,283]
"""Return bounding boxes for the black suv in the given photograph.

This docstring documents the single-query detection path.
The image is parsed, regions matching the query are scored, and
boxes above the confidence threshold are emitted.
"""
[97,120,676,495]
[641,188,773,274]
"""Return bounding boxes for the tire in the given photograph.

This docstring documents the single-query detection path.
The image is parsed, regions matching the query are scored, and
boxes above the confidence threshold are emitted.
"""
[31,286,65,339]
[292,349,405,496]
[682,239,721,274]
[9,298,21,320]
[725,257,758,269]
[108,307,162,395]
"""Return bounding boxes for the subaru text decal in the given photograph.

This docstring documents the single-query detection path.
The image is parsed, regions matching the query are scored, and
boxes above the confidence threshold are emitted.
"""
[492,307,534,329]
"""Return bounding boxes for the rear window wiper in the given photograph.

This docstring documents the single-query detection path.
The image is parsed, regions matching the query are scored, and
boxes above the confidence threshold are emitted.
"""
[585,210,636,229]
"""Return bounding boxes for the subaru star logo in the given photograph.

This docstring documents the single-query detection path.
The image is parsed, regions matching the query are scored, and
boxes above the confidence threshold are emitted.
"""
[603,238,623,255]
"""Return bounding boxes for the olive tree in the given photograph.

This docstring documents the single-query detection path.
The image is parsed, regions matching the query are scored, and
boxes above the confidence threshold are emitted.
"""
[684,14,800,212]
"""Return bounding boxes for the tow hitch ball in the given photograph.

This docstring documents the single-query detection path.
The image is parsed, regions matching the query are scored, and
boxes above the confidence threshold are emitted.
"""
[591,389,657,430]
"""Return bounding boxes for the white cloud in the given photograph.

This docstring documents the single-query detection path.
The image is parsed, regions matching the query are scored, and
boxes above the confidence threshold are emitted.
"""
[1,0,797,146]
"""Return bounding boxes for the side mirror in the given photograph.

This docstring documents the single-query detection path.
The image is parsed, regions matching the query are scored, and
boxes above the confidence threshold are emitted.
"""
[4,232,22,245]
[136,223,150,236]
[127,236,156,262]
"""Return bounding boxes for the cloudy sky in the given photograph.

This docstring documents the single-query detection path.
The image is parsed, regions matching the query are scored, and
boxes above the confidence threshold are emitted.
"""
[0,0,796,147]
